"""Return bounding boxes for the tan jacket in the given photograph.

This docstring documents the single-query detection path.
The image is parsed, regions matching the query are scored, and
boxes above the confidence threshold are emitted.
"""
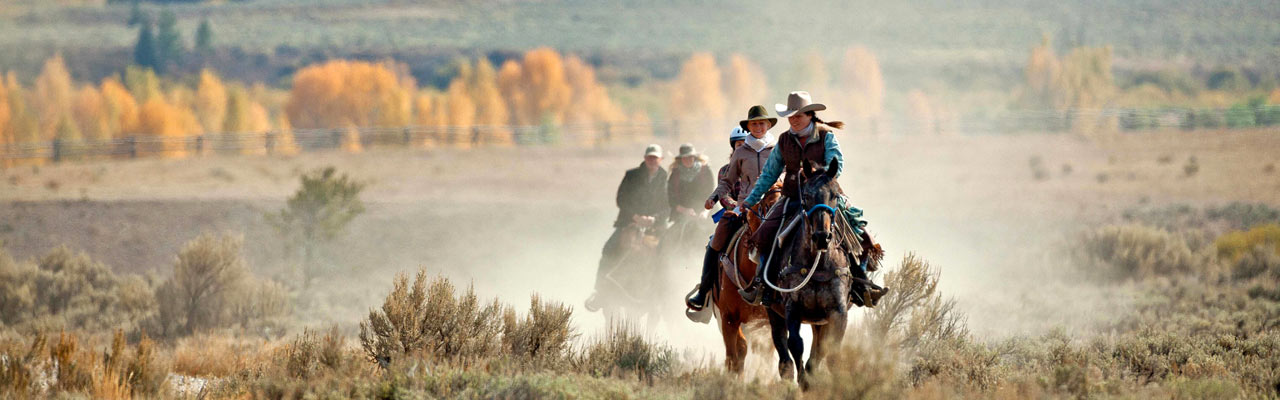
[708,141,774,204]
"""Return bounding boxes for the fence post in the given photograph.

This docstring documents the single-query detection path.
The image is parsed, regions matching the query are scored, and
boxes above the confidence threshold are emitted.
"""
[264,131,276,155]
[403,127,412,146]
[331,129,342,149]
[195,135,205,155]
[601,122,612,146]
[471,126,482,147]
[127,136,137,158]
[51,138,63,163]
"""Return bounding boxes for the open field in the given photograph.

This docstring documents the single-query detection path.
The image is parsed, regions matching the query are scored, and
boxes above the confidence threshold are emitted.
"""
[2,128,1279,397]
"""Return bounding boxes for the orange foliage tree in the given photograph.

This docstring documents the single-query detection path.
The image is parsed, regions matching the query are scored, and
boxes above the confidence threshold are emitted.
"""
[195,69,228,134]
[100,78,140,137]
[838,47,885,133]
[137,97,200,158]
[0,79,11,153]
[564,55,624,126]
[669,53,726,123]
[71,85,111,141]
[498,48,573,126]
[286,60,414,130]
[722,53,768,118]
[33,55,75,141]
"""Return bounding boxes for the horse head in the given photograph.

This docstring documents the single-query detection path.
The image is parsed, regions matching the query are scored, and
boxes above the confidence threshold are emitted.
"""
[800,158,841,252]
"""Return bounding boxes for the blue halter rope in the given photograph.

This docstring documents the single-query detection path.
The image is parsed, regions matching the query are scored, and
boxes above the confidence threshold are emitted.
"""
[805,203,837,217]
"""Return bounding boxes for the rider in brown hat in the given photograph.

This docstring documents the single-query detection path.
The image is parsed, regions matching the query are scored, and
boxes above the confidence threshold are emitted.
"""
[686,105,778,311]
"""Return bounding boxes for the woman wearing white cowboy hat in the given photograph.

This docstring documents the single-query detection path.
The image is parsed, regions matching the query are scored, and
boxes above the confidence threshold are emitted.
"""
[734,91,887,307]
[686,106,778,311]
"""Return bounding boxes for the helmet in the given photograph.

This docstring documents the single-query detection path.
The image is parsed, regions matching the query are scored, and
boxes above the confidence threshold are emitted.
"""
[728,127,748,148]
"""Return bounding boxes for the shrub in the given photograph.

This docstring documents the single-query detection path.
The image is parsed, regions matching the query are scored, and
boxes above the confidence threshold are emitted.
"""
[1213,223,1280,263]
[359,271,504,367]
[157,233,288,337]
[1076,224,1209,280]
[502,295,575,365]
[1230,244,1280,281]
[0,246,156,335]
[868,253,966,349]
[284,327,349,379]
[576,320,675,381]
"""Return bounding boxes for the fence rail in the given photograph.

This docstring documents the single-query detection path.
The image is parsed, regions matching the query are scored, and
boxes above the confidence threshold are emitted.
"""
[2,105,1278,163]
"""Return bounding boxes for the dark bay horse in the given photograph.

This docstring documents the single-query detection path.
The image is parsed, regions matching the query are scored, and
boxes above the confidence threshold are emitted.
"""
[587,222,668,329]
[763,158,870,390]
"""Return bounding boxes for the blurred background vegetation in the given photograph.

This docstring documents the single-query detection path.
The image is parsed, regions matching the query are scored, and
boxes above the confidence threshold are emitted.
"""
[2,0,1279,162]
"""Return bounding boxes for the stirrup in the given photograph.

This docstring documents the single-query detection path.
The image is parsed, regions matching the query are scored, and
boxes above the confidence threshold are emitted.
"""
[738,281,762,305]
[748,247,760,264]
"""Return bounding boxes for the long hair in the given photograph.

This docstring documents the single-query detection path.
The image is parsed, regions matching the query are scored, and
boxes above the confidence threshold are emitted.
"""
[805,111,845,129]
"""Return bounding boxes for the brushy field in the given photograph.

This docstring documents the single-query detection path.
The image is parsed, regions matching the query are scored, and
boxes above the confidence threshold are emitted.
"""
[2,214,1278,398]
[1,131,1279,398]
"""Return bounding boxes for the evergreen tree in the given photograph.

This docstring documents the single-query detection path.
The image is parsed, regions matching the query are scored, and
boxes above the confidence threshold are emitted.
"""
[155,10,184,74]
[194,18,213,57]
[134,22,158,72]
[127,0,148,27]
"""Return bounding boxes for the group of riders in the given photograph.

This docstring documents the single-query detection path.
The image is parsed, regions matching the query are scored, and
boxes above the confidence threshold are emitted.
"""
[586,91,889,315]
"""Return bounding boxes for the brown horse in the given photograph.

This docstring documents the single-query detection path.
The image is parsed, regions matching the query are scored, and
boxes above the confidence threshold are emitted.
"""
[711,185,782,374]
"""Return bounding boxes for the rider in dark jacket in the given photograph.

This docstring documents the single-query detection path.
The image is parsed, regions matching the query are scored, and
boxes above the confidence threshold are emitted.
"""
[588,144,669,309]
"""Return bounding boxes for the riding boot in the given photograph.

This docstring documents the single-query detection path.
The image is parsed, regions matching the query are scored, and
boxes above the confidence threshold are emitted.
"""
[686,246,720,311]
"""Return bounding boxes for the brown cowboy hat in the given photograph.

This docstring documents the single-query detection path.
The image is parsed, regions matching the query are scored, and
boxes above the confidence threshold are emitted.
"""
[775,91,827,118]
[739,105,778,130]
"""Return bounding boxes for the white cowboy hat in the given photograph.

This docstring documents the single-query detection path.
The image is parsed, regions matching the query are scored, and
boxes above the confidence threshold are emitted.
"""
[775,91,827,118]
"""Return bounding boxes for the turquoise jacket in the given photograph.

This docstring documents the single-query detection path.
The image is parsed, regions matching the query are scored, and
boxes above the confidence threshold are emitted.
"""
[743,124,843,207]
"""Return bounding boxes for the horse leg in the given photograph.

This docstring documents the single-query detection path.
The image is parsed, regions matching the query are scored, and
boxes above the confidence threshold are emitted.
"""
[767,309,794,382]
[807,324,826,375]
[720,316,744,374]
[786,307,808,390]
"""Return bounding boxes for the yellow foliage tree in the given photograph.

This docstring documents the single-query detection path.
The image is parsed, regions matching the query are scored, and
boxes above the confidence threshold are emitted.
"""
[1057,46,1117,136]
[469,58,512,145]
[286,60,413,130]
[0,79,11,159]
[906,89,935,135]
[272,113,299,156]
[33,55,75,141]
[564,55,624,126]
[195,70,228,134]
[137,97,199,158]
[498,48,573,126]
[72,85,112,141]
[444,79,476,146]
[4,73,39,146]
[341,124,363,153]
[722,53,768,118]
[1022,35,1061,110]
[838,46,885,131]
[669,52,726,122]
[100,78,139,137]
[125,66,161,103]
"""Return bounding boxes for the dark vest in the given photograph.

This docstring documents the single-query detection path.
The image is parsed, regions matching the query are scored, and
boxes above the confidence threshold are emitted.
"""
[776,125,833,199]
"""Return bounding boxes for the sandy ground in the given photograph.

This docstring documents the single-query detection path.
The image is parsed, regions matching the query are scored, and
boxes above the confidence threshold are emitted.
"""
[3,128,1279,369]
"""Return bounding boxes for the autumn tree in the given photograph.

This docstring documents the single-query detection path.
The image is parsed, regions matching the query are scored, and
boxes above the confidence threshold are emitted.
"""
[137,97,199,158]
[4,73,39,147]
[444,79,476,145]
[468,58,511,145]
[498,48,572,126]
[1021,35,1061,110]
[125,66,160,103]
[33,56,75,142]
[195,70,227,133]
[838,46,885,133]
[72,86,111,141]
[286,60,413,130]
[100,78,140,137]
[564,55,623,126]
[722,53,768,117]
[668,52,726,122]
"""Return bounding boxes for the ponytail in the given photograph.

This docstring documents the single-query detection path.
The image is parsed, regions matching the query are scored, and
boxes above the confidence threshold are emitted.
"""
[806,111,844,129]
